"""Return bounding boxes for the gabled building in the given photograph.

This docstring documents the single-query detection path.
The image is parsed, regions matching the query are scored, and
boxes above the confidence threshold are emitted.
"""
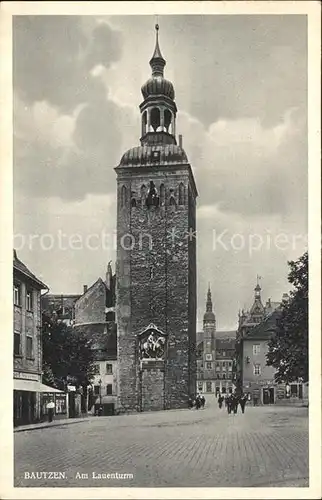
[73,262,117,415]
[13,250,62,426]
[235,282,306,404]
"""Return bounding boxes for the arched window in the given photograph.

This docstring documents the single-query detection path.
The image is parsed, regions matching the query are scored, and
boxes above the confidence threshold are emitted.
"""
[160,184,165,206]
[164,109,172,132]
[150,107,160,132]
[169,196,176,207]
[141,185,146,201]
[179,183,185,205]
[131,198,136,208]
[121,185,127,207]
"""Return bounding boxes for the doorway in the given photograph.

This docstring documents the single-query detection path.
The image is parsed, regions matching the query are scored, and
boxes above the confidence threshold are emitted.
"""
[263,388,275,404]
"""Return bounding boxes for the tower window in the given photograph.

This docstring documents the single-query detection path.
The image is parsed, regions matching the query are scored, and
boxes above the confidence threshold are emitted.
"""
[179,183,185,205]
[164,109,172,132]
[169,196,176,207]
[150,107,160,132]
[151,150,161,163]
[142,110,147,135]
[121,185,127,207]
[131,198,136,208]
[146,181,159,208]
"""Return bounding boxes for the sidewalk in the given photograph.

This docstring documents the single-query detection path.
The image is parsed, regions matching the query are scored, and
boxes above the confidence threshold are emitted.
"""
[14,415,96,433]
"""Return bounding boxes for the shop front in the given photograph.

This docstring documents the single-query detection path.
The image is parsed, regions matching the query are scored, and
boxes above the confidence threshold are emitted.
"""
[13,375,64,426]
[42,392,68,421]
[243,380,276,405]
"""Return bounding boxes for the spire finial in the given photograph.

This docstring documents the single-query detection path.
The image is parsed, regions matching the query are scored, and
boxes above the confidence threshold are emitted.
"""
[150,21,165,77]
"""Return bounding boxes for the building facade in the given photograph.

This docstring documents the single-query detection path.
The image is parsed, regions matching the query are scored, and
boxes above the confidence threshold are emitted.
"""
[73,262,117,415]
[197,286,236,395]
[236,282,306,404]
[116,25,197,412]
[13,250,62,426]
[214,337,236,396]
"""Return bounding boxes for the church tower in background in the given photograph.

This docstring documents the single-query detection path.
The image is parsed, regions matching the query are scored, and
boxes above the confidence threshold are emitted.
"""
[115,25,198,412]
[202,285,216,391]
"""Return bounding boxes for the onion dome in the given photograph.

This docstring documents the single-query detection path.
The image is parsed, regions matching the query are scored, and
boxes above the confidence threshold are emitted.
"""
[141,24,175,100]
[141,77,175,100]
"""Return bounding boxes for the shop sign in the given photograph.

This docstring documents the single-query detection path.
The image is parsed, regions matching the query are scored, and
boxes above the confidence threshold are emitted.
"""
[13,371,39,381]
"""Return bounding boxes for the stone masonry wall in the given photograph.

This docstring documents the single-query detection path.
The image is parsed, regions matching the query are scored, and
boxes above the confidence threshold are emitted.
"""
[116,164,197,412]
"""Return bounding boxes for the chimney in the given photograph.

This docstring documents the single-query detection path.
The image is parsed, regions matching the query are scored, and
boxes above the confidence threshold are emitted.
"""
[266,298,271,308]
[83,285,88,294]
[179,134,183,148]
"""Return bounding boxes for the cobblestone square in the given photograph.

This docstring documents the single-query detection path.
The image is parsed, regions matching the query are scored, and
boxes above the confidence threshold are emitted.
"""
[14,402,309,488]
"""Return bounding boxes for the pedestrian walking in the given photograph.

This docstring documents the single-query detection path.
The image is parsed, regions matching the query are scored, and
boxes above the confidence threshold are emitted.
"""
[226,394,232,414]
[188,397,193,409]
[46,399,55,422]
[195,395,201,410]
[200,395,205,409]
[240,394,247,414]
[218,394,224,409]
[232,393,239,414]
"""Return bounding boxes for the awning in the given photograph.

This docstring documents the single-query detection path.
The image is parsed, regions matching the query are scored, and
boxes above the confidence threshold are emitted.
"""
[14,379,64,393]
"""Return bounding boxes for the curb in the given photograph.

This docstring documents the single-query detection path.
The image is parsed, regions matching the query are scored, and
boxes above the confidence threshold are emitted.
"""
[14,418,91,433]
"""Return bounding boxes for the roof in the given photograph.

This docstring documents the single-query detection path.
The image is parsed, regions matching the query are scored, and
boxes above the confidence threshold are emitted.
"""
[216,330,236,338]
[118,144,188,168]
[216,337,236,349]
[73,322,117,357]
[13,249,48,289]
[244,308,282,340]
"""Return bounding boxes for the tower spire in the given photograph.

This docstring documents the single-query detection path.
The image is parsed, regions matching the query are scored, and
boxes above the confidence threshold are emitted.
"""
[206,284,213,312]
[150,24,166,77]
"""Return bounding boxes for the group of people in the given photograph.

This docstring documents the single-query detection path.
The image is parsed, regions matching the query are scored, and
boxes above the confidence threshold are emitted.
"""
[188,393,206,410]
[218,392,248,414]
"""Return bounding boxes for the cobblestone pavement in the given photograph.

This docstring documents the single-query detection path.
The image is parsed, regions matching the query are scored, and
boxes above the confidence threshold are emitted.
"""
[14,402,309,488]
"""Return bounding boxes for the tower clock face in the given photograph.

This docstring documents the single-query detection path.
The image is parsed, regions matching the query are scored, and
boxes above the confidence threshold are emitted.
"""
[205,354,212,361]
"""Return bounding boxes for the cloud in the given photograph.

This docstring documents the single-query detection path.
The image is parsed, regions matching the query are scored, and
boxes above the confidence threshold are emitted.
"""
[179,107,307,217]
[107,15,307,127]
[13,16,126,201]
[13,16,122,111]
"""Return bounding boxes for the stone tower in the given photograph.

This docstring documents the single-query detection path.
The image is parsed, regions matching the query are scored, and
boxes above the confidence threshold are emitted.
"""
[202,285,216,388]
[115,25,198,412]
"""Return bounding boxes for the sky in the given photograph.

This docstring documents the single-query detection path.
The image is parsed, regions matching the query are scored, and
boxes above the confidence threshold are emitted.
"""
[13,14,308,331]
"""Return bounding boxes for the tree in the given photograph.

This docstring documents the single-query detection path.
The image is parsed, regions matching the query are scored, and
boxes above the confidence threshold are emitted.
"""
[42,314,96,394]
[266,252,308,383]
